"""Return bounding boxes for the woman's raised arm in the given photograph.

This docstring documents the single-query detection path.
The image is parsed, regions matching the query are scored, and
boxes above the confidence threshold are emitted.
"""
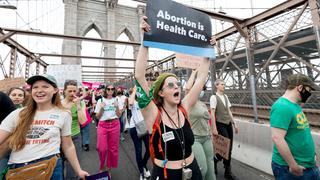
[182,58,209,112]
[134,16,158,132]
[182,36,216,112]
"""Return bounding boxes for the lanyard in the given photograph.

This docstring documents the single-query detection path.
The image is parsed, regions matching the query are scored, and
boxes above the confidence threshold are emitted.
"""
[162,107,186,166]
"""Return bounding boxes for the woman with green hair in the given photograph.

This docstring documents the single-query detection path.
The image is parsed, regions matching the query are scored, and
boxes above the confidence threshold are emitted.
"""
[135,16,214,180]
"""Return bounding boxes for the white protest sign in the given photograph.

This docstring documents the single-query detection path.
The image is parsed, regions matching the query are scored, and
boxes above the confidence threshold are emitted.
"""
[175,53,202,69]
[46,65,82,88]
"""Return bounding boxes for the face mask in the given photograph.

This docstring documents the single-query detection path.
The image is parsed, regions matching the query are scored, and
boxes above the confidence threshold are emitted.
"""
[199,91,205,98]
[299,87,311,103]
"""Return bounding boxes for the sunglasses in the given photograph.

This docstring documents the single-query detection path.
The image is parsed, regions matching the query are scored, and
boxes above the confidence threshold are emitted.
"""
[163,82,182,89]
[106,88,115,91]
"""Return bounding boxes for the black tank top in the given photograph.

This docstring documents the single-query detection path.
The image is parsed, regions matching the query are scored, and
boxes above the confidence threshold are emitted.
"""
[153,115,194,161]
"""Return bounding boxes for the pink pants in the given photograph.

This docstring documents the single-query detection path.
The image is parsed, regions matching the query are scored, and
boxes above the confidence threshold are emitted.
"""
[97,119,120,170]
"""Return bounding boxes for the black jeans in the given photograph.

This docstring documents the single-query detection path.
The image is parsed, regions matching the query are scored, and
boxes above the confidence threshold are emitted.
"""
[215,122,233,166]
[151,159,202,180]
[129,127,150,174]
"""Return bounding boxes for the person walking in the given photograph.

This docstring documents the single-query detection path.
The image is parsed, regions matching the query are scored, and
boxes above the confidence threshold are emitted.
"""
[185,70,216,180]
[94,84,121,175]
[0,74,88,179]
[134,16,214,180]
[116,87,127,141]
[92,86,104,127]
[271,73,320,179]
[61,80,87,180]
[128,87,151,180]
[80,88,92,151]
[210,79,239,180]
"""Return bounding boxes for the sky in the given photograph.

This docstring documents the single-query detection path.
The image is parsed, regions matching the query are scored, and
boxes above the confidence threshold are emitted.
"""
[0,0,288,81]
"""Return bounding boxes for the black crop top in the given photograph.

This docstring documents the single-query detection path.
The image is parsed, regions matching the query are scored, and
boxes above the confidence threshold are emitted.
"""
[152,117,194,161]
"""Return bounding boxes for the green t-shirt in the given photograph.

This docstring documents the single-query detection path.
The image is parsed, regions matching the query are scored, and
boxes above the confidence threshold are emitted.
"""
[270,97,315,168]
[70,102,84,136]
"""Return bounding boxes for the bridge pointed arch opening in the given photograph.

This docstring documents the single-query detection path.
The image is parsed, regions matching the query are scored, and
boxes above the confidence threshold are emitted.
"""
[116,32,134,75]
[81,28,104,82]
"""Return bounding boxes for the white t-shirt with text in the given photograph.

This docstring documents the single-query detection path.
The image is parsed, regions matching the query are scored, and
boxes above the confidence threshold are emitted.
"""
[94,97,118,121]
[0,107,71,164]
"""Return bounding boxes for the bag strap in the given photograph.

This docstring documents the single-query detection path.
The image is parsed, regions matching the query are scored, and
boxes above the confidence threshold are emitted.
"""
[161,116,168,179]
[178,105,191,127]
[150,109,163,163]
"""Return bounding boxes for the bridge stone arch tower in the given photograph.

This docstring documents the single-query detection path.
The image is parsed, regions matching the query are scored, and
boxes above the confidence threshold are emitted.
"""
[62,0,144,67]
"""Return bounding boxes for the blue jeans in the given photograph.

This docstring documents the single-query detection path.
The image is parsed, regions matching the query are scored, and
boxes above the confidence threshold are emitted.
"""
[272,161,320,180]
[51,157,63,180]
[80,123,90,145]
[120,112,125,133]
[7,155,62,180]
[129,127,150,174]
[65,134,82,180]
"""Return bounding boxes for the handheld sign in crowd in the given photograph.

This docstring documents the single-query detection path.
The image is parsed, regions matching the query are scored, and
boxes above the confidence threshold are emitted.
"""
[175,53,203,69]
[46,65,82,89]
[85,171,110,180]
[212,134,231,160]
[0,77,25,91]
[144,0,215,58]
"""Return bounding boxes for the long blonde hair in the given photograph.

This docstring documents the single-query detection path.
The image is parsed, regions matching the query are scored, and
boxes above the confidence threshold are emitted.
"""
[8,87,65,151]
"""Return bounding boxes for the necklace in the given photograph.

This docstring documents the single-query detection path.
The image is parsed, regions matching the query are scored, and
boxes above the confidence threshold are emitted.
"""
[162,107,186,161]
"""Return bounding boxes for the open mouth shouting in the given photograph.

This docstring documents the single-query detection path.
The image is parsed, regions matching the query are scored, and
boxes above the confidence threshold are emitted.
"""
[173,91,180,99]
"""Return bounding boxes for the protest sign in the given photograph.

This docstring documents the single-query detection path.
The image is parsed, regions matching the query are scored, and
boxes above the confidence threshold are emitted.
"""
[144,0,215,58]
[92,82,102,89]
[212,134,231,160]
[85,171,110,180]
[82,81,93,89]
[46,65,82,89]
[0,77,25,91]
[175,53,202,69]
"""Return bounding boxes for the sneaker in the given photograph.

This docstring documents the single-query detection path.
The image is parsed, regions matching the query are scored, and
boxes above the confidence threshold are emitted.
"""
[140,174,146,180]
[83,144,89,151]
[143,168,151,178]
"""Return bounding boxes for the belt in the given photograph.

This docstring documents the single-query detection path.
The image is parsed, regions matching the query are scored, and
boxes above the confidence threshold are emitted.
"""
[8,154,60,169]
[154,153,194,169]
[104,118,119,122]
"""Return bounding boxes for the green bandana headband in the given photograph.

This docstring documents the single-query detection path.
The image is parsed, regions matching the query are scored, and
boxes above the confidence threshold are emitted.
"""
[152,73,178,103]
